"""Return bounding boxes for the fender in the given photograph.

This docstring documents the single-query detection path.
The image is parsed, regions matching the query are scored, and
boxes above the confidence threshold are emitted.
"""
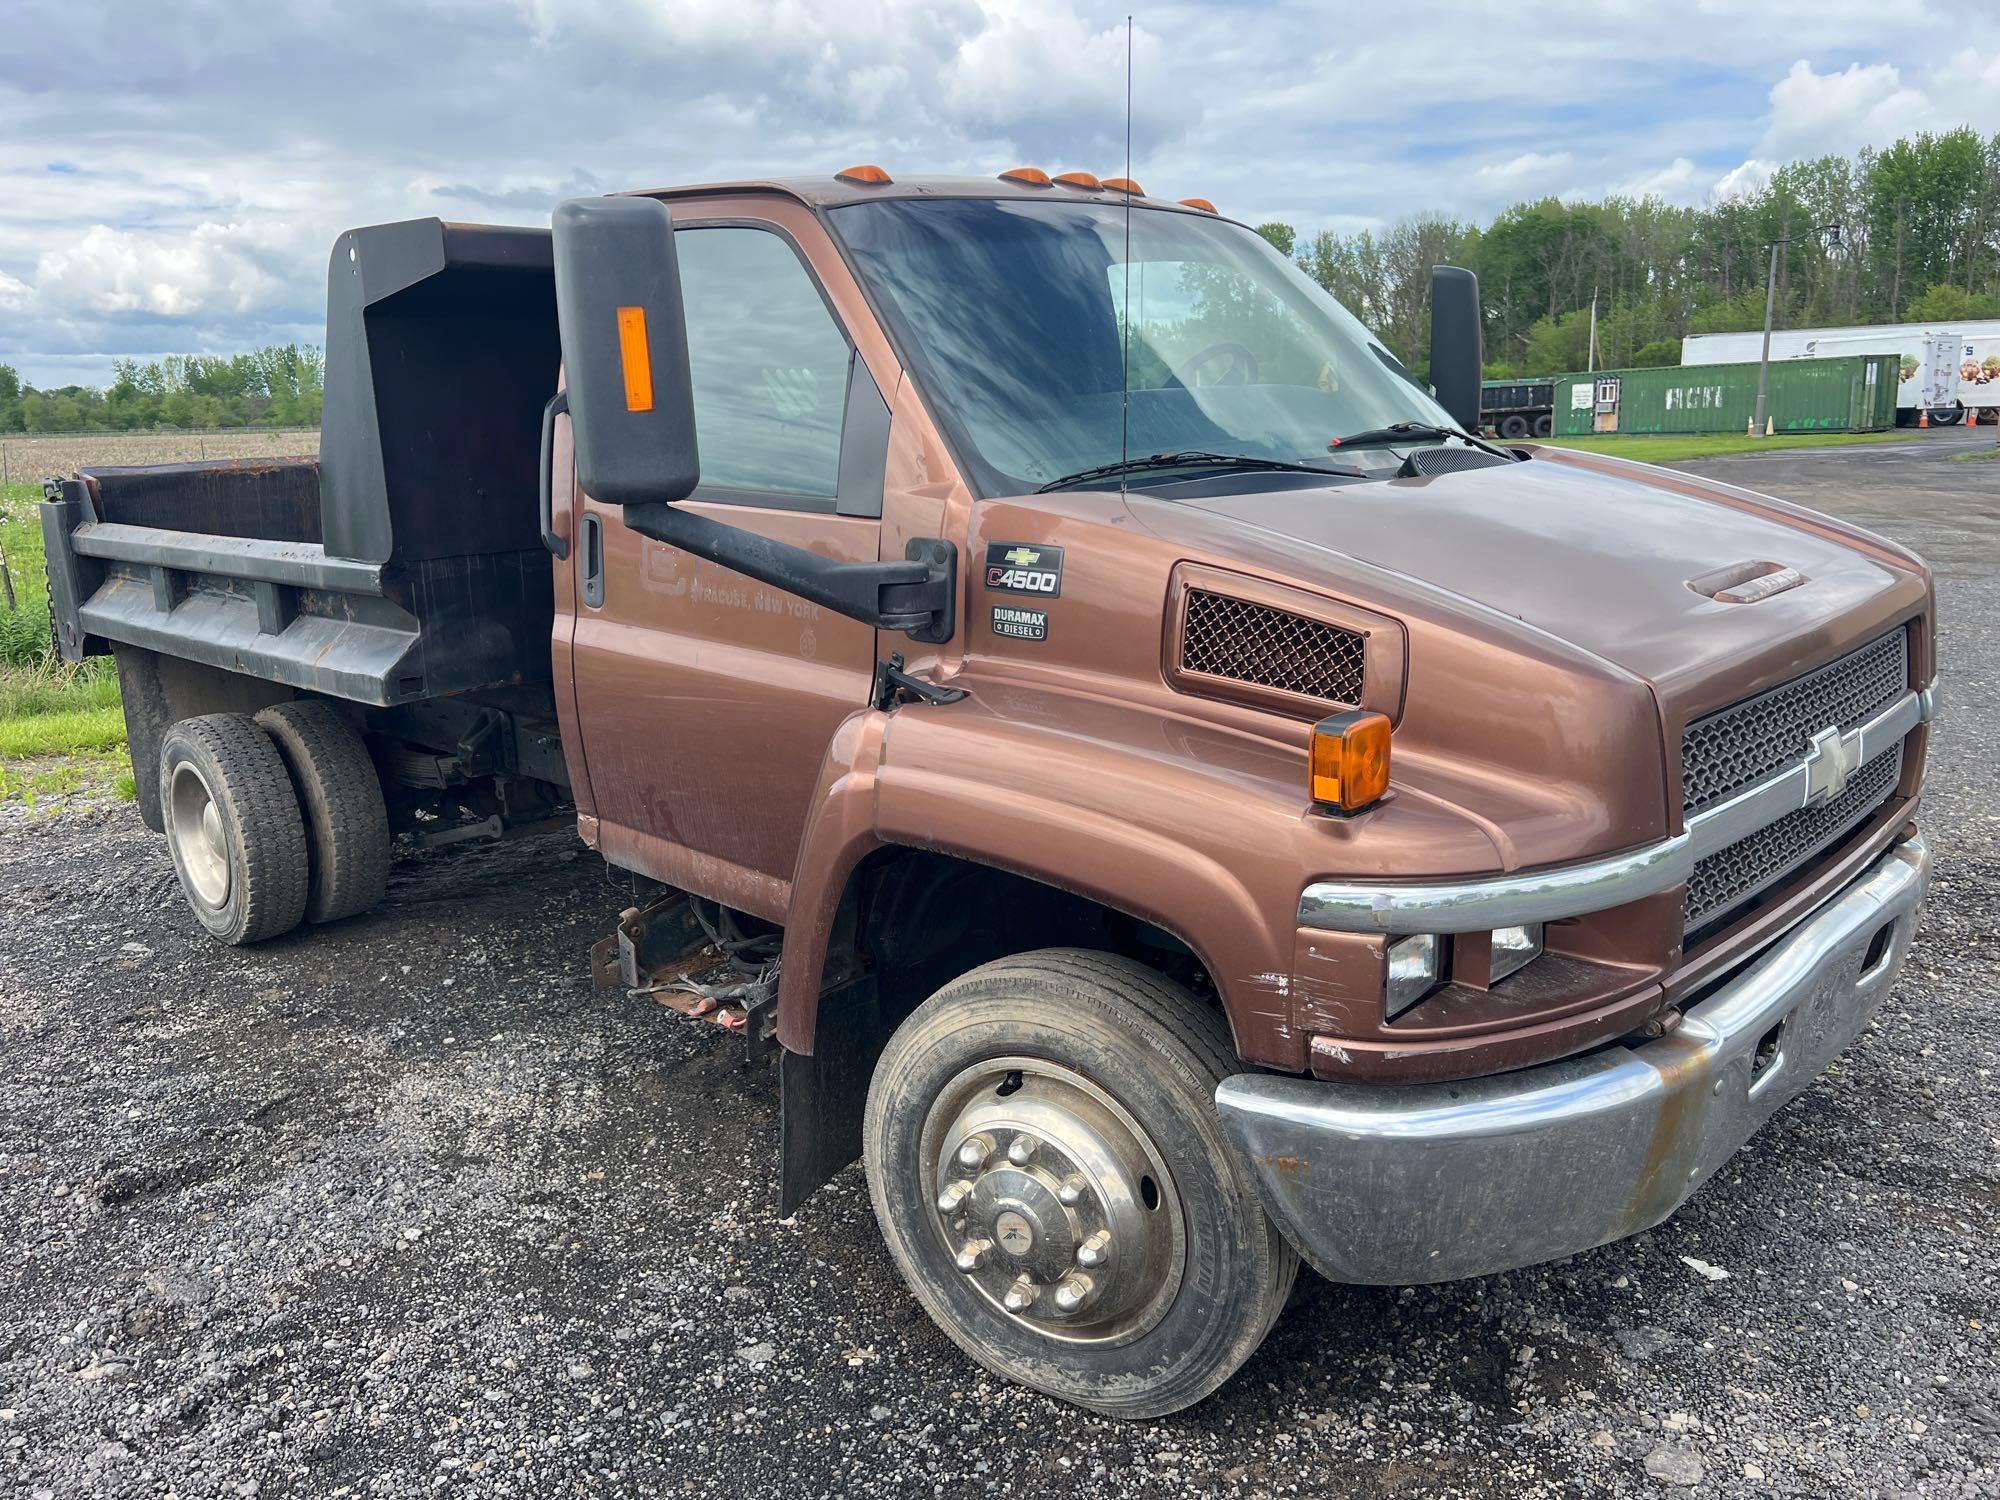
[778,682,1317,1073]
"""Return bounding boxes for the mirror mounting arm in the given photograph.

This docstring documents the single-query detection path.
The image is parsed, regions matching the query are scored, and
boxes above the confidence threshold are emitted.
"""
[622,502,957,644]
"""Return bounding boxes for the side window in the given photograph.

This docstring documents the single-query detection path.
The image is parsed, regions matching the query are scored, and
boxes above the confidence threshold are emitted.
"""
[676,226,850,499]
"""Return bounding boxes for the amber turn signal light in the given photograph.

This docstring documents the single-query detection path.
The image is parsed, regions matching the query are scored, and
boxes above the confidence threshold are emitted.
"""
[614,306,653,413]
[1310,710,1390,813]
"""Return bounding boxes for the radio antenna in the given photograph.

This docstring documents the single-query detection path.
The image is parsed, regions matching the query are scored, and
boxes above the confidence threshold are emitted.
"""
[1118,15,1134,496]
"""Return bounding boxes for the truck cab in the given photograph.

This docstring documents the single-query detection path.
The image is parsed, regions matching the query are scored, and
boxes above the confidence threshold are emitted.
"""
[42,169,1936,1418]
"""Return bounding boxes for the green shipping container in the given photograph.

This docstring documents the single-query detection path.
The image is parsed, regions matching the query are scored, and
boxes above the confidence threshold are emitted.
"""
[1552,354,1900,437]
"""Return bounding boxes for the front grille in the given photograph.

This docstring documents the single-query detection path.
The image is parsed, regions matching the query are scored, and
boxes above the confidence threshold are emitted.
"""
[1685,746,1901,935]
[1682,629,1908,815]
[1179,589,1365,706]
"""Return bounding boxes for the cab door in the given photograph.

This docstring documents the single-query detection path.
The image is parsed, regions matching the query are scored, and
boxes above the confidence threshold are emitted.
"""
[568,207,894,919]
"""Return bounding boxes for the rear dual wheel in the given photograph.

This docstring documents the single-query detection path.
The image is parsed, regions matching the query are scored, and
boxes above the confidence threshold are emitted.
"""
[161,715,311,946]
[863,949,1297,1418]
[160,704,389,945]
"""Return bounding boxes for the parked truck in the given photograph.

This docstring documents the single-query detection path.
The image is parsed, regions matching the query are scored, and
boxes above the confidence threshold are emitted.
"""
[42,168,1937,1418]
[1478,376,1554,438]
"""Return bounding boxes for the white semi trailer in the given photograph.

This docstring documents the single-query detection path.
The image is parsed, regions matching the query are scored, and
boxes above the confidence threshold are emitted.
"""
[1681,320,2000,425]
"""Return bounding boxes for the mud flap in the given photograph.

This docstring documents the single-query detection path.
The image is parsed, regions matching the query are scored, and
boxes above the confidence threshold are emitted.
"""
[778,972,897,1215]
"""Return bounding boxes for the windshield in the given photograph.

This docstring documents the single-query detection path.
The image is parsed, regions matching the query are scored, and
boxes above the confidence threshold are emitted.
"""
[831,197,1456,495]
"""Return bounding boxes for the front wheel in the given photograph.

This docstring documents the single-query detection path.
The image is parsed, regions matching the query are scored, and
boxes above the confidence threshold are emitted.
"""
[862,949,1297,1418]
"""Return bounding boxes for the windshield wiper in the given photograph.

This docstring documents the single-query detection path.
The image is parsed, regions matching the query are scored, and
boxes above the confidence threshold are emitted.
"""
[1036,450,1362,493]
[1326,422,1518,461]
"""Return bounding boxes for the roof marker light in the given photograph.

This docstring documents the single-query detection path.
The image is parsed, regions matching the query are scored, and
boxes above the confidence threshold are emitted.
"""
[1101,176,1145,196]
[999,167,1052,187]
[835,164,893,185]
[1178,197,1218,213]
[1054,171,1103,190]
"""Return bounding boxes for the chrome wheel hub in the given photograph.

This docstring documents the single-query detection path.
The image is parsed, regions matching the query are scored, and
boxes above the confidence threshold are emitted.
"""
[168,762,230,908]
[925,1057,1185,1345]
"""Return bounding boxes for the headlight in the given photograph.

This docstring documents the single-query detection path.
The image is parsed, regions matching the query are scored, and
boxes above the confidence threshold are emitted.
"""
[1385,933,1440,1018]
[1489,923,1545,983]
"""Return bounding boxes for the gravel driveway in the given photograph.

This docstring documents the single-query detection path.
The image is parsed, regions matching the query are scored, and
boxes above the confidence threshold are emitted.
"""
[3,430,1995,1498]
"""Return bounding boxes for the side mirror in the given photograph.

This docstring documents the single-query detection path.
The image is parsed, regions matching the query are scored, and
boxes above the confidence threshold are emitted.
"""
[551,196,700,505]
[1429,265,1483,433]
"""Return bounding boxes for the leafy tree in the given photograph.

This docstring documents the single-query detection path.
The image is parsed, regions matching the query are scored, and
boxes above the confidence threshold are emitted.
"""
[1254,222,1296,257]
[1903,282,2000,322]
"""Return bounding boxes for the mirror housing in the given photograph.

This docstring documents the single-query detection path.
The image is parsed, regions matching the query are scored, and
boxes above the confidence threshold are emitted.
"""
[1429,265,1483,433]
[551,195,700,506]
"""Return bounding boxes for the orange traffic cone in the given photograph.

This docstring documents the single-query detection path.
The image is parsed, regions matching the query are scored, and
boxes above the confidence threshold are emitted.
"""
[1919,408,1930,429]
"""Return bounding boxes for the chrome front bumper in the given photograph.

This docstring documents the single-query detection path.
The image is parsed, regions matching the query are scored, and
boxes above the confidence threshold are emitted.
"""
[1217,833,1930,1286]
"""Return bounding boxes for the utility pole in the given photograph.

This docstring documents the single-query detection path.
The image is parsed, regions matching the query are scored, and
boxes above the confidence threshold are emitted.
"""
[1891,199,1909,318]
[1755,221,1844,439]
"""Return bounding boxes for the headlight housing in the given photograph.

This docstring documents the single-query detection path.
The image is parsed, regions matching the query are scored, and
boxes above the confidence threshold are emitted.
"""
[1385,933,1440,1018]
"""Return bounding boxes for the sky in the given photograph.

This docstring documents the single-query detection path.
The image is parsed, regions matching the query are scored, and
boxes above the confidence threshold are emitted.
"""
[3,0,1998,389]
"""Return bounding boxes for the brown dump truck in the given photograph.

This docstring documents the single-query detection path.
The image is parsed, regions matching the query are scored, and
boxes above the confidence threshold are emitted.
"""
[41,169,1936,1417]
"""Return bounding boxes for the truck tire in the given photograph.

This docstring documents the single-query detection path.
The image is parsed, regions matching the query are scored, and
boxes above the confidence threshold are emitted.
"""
[1499,413,1531,439]
[159,714,310,946]
[862,948,1298,1418]
[254,701,391,924]
[1533,412,1554,438]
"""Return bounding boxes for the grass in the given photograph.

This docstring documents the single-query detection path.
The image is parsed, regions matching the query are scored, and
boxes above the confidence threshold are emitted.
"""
[0,479,130,808]
[1953,446,1999,462]
[1537,430,1918,462]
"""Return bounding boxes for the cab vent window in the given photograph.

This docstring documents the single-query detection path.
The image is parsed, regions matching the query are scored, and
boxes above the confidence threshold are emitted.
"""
[1180,590,1365,706]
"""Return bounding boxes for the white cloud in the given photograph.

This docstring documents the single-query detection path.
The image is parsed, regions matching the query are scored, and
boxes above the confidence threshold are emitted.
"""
[0,269,31,313]
[1762,60,1935,159]
[1617,158,1702,204]
[1474,151,1574,191]
[1757,52,2000,163]
[34,221,314,320]
[1710,159,1777,202]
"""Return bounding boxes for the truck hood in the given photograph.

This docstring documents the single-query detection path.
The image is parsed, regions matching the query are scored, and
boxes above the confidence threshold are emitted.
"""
[1163,449,1926,714]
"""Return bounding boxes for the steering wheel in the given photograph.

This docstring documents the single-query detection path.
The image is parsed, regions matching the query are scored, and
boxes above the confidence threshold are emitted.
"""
[1173,341,1260,388]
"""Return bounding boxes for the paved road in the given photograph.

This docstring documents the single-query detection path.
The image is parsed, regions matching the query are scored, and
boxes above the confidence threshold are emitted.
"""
[1,431,1995,1498]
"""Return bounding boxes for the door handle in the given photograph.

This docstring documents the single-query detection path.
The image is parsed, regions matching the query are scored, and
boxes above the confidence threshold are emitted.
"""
[539,389,570,559]
[579,513,604,609]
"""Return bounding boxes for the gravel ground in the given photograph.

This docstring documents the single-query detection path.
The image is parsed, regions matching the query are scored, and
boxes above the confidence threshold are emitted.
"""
[2,429,1996,1499]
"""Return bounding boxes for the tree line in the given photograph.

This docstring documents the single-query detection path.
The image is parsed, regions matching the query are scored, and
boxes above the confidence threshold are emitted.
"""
[1256,126,2000,379]
[0,345,324,434]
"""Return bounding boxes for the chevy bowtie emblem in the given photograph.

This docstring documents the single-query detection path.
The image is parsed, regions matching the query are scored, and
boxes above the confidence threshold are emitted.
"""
[1802,724,1859,805]
[1001,546,1041,567]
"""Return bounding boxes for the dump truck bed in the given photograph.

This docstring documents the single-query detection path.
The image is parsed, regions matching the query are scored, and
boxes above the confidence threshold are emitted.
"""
[40,219,559,708]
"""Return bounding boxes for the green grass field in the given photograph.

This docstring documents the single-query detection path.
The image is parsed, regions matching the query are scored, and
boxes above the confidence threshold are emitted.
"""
[1536,430,1917,463]
[0,480,131,809]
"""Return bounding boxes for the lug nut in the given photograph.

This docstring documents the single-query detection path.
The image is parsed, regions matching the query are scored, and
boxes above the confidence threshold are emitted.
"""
[1057,1175,1087,1206]
[956,1135,993,1171]
[1076,1229,1112,1269]
[1006,1135,1038,1166]
[1052,1274,1096,1314]
[1003,1275,1040,1312]
[935,1179,975,1214]
[955,1239,992,1273]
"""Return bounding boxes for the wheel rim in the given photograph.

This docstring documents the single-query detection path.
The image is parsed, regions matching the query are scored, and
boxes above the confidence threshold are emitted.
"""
[168,761,230,908]
[922,1056,1186,1347]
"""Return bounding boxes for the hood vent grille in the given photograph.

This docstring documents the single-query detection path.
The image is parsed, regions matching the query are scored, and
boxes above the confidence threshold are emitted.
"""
[1180,589,1366,706]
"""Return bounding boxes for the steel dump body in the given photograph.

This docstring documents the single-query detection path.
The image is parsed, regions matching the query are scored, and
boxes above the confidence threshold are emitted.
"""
[43,220,559,708]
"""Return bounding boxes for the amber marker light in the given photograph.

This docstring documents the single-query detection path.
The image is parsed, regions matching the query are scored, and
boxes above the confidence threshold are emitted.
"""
[615,306,654,413]
[1310,710,1391,813]
[1101,176,1145,196]
[835,164,893,185]
[1178,197,1218,213]
[999,166,1052,186]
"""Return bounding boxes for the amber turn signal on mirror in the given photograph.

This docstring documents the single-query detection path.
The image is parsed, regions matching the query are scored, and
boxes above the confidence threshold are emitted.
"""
[1310,709,1391,814]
